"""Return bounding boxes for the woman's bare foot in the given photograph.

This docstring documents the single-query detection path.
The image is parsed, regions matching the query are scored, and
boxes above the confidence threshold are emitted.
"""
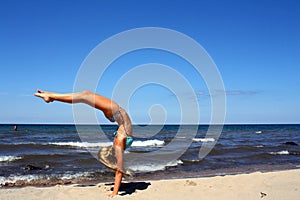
[34,90,54,103]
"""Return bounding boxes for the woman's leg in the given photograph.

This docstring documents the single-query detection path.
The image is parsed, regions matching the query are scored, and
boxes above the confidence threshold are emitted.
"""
[34,90,119,117]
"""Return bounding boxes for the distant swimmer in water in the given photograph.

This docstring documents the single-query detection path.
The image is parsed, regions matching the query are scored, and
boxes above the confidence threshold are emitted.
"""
[34,89,133,197]
[13,125,18,131]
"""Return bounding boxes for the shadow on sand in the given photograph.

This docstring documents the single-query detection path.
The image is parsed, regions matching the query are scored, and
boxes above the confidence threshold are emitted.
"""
[105,182,151,196]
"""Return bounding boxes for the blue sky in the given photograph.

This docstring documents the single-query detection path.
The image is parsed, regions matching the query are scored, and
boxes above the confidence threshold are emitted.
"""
[0,0,299,124]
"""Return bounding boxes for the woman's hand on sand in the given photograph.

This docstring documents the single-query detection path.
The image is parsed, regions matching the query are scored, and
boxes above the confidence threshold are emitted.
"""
[106,192,118,198]
[34,90,54,103]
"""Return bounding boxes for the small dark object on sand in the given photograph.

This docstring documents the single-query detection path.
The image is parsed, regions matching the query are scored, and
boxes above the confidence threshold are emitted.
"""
[260,192,267,198]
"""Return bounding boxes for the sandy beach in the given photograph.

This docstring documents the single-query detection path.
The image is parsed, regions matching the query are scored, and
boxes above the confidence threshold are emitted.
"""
[1,169,299,200]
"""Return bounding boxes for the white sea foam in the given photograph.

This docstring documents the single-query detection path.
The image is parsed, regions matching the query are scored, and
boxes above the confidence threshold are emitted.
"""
[0,172,91,186]
[49,142,112,148]
[269,150,289,155]
[255,145,264,148]
[192,138,215,142]
[60,172,92,180]
[49,139,165,148]
[0,174,41,186]
[175,136,186,139]
[0,156,22,162]
[128,160,183,172]
[131,139,165,147]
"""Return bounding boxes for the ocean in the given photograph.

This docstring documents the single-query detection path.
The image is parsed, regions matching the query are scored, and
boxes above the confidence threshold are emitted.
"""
[0,124,300,187]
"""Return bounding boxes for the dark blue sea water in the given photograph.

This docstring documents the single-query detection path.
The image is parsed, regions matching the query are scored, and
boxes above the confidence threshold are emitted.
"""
[0,124,300,187]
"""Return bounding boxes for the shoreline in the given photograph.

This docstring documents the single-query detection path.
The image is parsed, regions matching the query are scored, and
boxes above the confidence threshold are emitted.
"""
[1,164,298,188]
[1,169,299,200]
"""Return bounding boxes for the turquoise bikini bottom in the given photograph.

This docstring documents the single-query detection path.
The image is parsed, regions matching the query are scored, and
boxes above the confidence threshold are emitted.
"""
[113,131,133,149]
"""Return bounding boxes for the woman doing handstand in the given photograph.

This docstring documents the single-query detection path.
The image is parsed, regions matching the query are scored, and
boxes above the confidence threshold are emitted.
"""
[34,90,133,197]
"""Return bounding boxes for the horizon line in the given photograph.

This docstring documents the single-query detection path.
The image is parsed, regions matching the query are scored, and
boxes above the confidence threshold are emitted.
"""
[1,123,300,126]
